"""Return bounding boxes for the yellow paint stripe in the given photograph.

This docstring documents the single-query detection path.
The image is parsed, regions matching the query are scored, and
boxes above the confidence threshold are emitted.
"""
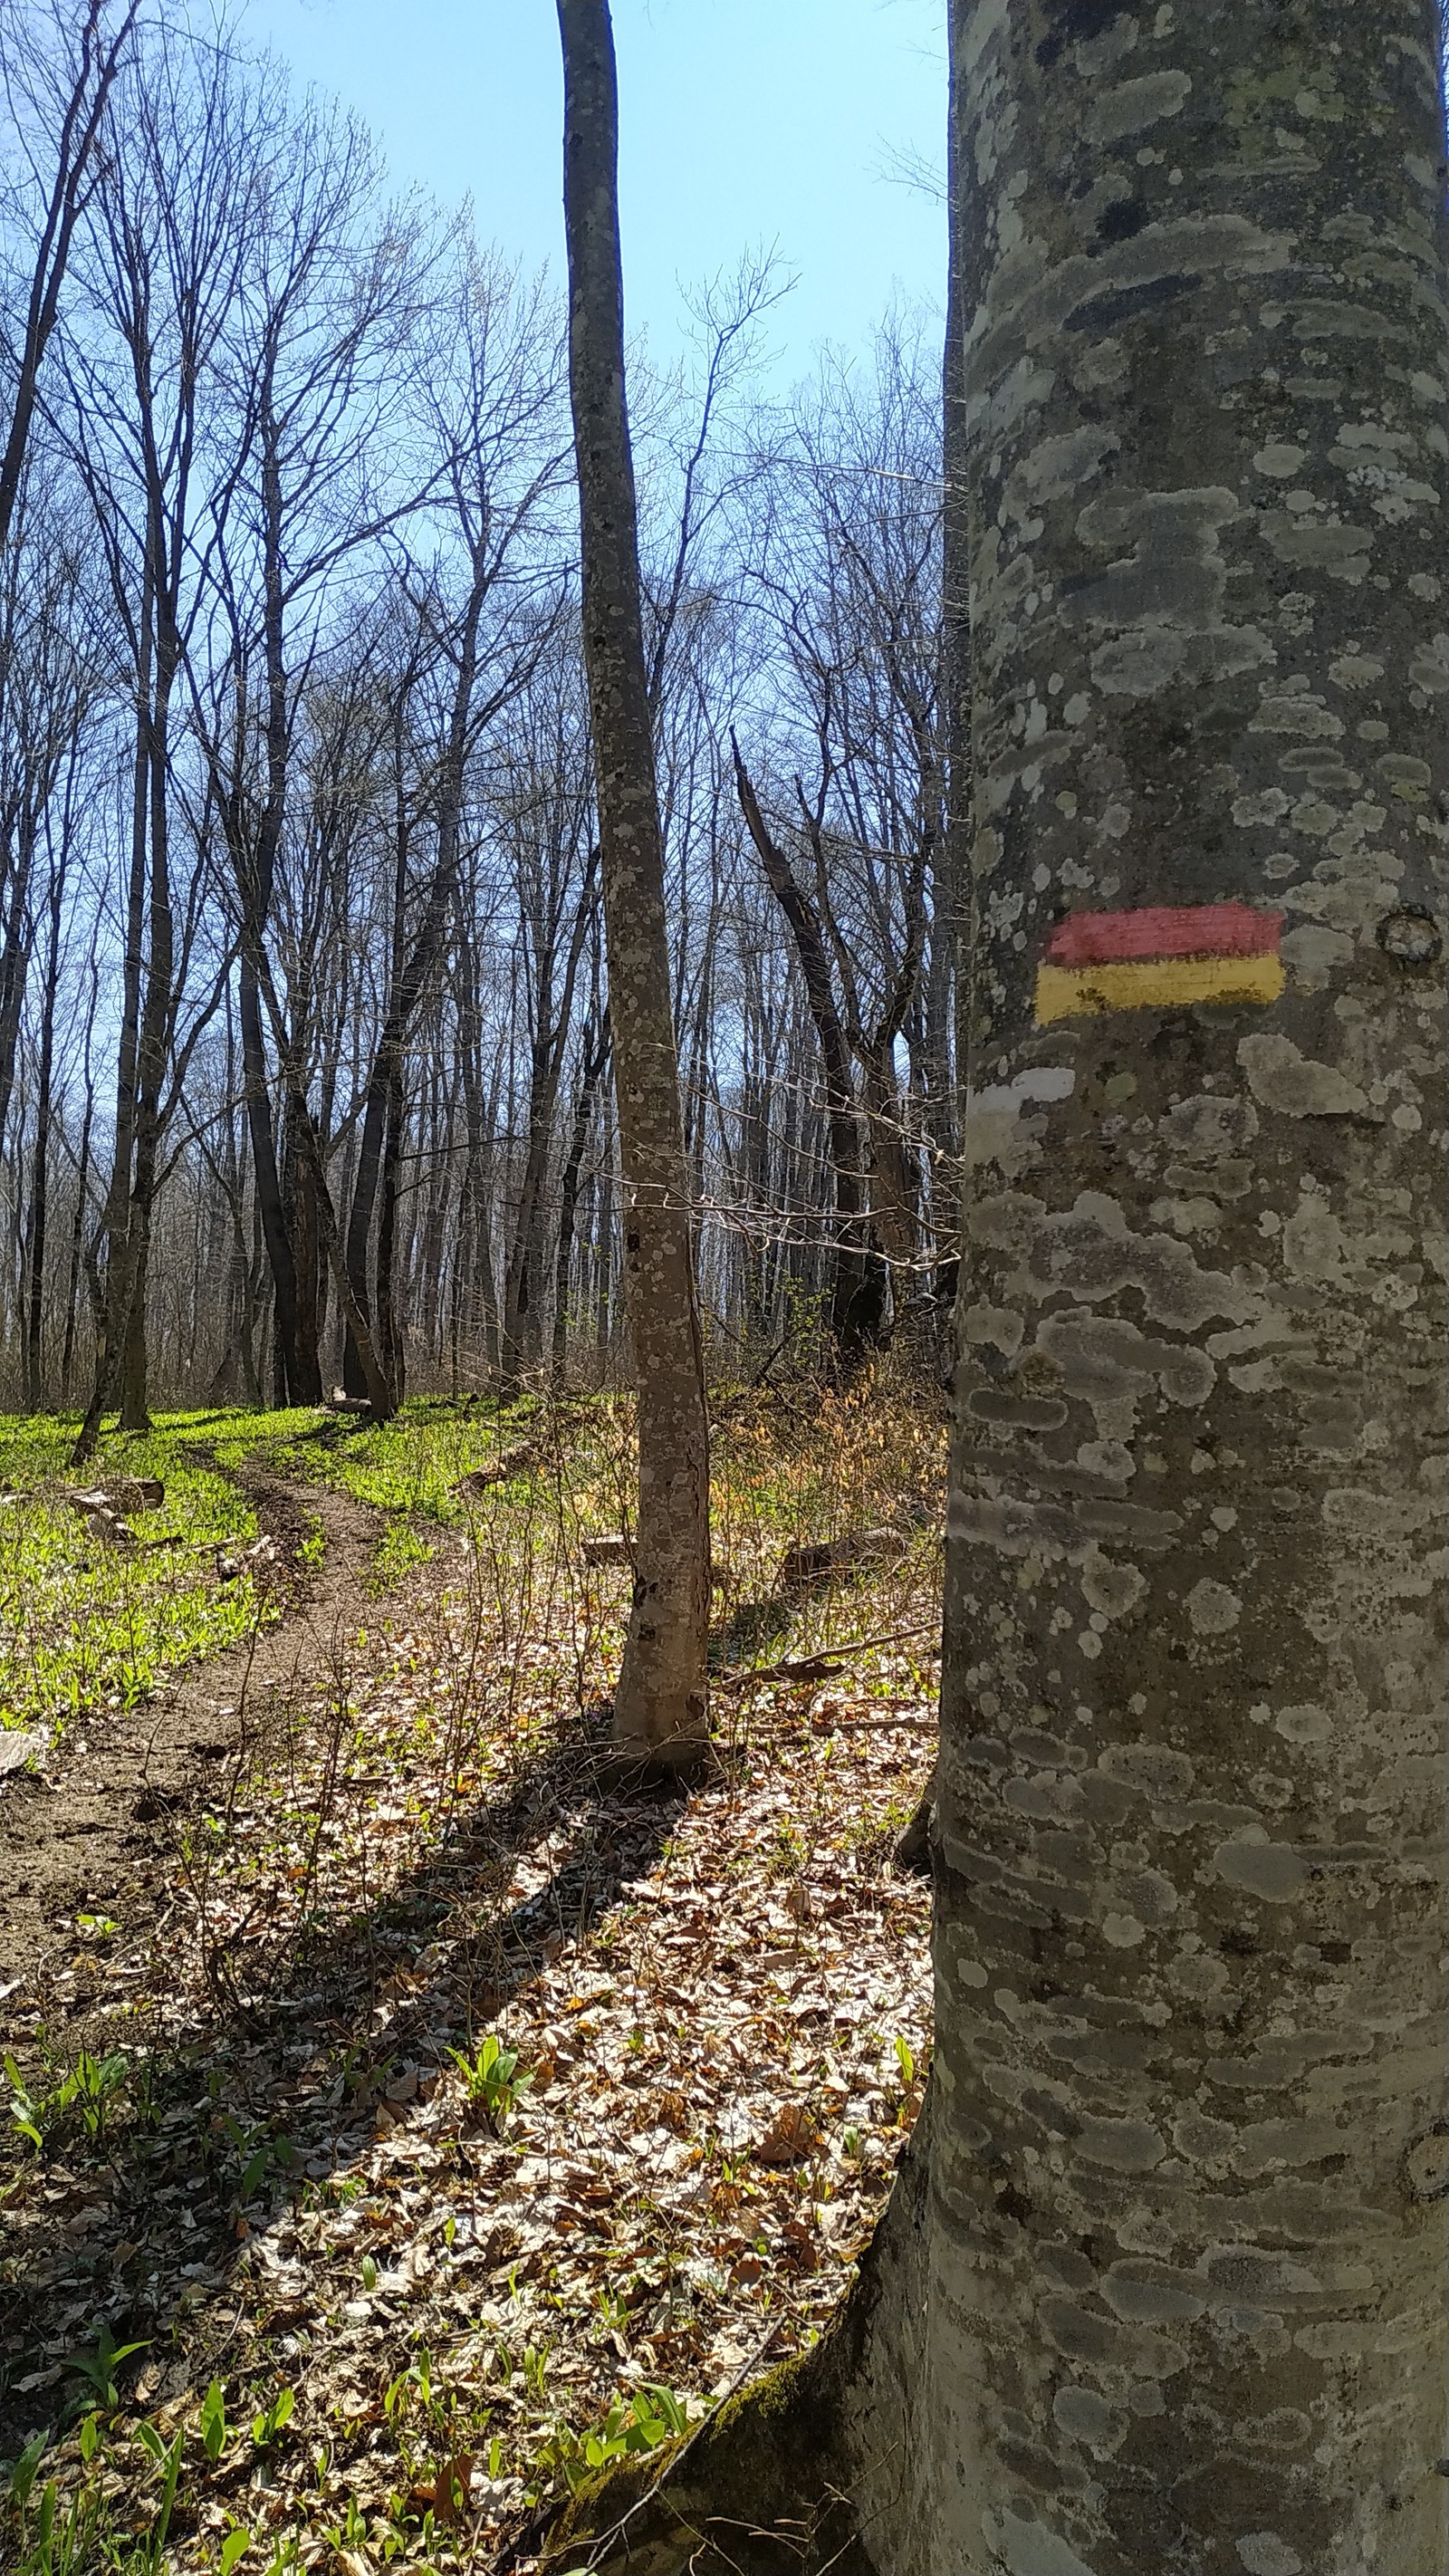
[1035,956,1286,1026]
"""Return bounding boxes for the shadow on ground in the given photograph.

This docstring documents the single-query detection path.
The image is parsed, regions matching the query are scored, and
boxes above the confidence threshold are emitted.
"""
[0,1708,686,2469]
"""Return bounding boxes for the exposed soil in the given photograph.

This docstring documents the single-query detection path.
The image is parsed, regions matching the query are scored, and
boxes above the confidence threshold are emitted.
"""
[0,1467,386,1991]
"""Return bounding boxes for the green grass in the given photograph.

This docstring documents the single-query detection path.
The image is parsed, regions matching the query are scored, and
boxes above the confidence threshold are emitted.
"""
[0,1381,948,1752]
[216,1394,562,1526]
[0,1415,267,1743]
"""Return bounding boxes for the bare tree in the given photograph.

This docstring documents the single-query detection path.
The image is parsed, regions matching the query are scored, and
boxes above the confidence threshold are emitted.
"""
[0,0,139,561]
[557,0,710,1768]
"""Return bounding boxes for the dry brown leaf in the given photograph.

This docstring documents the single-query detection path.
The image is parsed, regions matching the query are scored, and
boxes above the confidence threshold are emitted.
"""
[755,2101,819,2166]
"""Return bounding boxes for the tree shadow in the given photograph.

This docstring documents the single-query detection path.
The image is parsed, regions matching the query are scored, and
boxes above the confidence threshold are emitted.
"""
[0,1706,686,2463]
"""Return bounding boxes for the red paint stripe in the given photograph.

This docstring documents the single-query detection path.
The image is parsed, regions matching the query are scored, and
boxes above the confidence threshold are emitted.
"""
[1047,904,1284,966]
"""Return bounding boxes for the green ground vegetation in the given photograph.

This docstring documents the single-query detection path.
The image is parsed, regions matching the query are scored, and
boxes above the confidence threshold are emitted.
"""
[0,1381,945,1751]
[0,1418,265,1742]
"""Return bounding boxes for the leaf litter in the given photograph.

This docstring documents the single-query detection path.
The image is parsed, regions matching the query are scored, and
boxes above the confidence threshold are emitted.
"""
[0,1387,940,2571]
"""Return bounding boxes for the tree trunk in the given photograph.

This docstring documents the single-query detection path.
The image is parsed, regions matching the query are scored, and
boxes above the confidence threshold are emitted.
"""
[375,1053,407,1405]
[24,805,72,1410]
[240,959,314,1405]
[61,1058,95,1408]
[562,2,1449,2566]
[552,1018,610,1389]
[733,738,878,1364]
[558,0,711,1768]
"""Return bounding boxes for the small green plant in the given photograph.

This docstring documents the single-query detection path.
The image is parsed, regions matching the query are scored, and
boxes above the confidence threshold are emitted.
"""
[591,2283,630,2336]
[841,2125,863,2161]
[6,2472,103,2576]
[5,2053,43,2153]
[8,2430,49,2511]
[5,2415,182,2576]
[218,2527,252,2576]
[894,2034,916,2089]
[321,2495,368,2555]
[360,2253,378,2292]
[220,2114,294,2206]
[250,2387,294,2451]
[63,2320,150,2414]
[198,2379,229,2464]
[132,2422,185,2570]
[70,2050,130,2145]
[6,2049,130,2154]
[446,2031,533,2132]
[537,2385,696,2497]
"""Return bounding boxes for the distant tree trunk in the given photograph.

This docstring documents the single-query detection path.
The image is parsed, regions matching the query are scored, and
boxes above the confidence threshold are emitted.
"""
[375,1053,407,1404]
[61,1005,96,1408]
[558,0,710,1767]
[23,809,67,1401]
[0,797,41,1176]
[562,2,1449,2569]
[501,863,599,1384]
[552,1016,610,1389]
[732,738,878,1363]
[72,582,152,1463]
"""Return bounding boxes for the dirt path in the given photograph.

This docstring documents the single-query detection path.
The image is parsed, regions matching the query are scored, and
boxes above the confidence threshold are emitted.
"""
[0,1470,387,1991]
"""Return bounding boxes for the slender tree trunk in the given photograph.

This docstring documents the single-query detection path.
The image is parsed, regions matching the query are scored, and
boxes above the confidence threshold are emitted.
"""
[733,739,876,1361]
[552,1019,610,1389]
[240,959,312,1404]
[24,814,69,1409]
[375,1055,407,1404]
[558,0,711,1766]
[565,3,1449,2567]
[0,806,38,1172]
[72,584,152,1464]
[118,630,178,1433]
[61,1058,94,1409]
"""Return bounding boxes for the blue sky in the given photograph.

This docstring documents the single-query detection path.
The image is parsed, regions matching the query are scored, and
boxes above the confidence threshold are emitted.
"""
[240,0,946,382]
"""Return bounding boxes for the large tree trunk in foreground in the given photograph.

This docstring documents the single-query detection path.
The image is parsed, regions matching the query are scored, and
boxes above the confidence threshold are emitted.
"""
[561,2,1449,2566]
[556,0,710,1768]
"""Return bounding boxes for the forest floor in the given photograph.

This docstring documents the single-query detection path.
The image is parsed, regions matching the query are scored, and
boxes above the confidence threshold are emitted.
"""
[0,1379,942,2576]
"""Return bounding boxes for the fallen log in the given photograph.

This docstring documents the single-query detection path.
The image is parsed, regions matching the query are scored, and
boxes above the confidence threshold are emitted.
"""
[581,1533,633,1567]
[62,1475,163,1515]
[777,1527,908,1588]
[458,1443,539,1495]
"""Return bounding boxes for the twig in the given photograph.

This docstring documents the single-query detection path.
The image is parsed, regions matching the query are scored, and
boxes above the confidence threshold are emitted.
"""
[713,1621,939,1691]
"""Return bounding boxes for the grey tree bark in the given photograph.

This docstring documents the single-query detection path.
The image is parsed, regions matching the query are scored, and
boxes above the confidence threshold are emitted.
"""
[565,3,1449,2569]
[556,0,711,1768]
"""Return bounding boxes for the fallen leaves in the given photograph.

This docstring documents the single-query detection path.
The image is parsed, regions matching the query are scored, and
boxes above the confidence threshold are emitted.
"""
[0,1382,946,2572]
[754,2102,819,2167]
